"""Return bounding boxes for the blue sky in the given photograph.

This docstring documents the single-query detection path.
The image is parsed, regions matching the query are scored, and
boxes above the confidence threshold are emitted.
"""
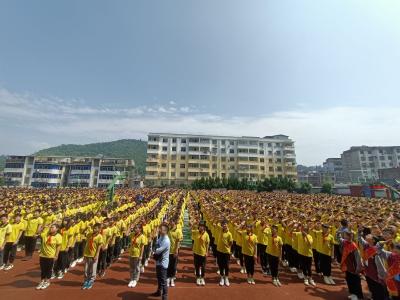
[1,0,400,165]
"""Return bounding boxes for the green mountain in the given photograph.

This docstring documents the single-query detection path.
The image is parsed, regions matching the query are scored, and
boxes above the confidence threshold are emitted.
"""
[34,139,148,175]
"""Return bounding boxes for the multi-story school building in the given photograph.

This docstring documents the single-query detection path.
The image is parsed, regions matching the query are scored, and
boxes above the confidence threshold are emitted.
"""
[3,155,136,188]
[145,133,297,186]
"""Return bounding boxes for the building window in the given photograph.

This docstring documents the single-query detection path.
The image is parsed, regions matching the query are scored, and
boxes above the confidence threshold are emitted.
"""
[180,172,185,177]
[229,149,235,154]
[172,138,177,143]
[171,163,176,168]
[180,163,186,168]
[162,146,167,151]
[181,139,186,143]
[163,138,168,143]
[181,147,186,152]
[172,146,177,152]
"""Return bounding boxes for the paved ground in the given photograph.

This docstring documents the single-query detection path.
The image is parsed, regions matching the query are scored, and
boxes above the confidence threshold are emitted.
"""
[0,249,363,300]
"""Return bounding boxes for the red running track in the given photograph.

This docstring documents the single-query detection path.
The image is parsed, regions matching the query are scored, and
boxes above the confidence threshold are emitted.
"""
[0,248,366,300]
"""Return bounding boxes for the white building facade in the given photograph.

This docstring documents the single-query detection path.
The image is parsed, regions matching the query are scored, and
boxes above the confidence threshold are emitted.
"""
[341,146,400,182]
[145,133,297,186]
[3,155,135,188]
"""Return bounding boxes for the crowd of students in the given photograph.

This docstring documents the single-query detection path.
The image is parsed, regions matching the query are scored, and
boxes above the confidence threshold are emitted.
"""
[0,188,185,293]
[2,187,400,300]
[188,190,400,300]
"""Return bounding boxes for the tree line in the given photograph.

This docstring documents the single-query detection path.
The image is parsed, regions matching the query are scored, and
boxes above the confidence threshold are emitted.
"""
[189,176,328,194]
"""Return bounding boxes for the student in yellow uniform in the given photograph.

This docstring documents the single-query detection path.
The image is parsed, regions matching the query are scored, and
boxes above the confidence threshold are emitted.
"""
[167,219,183,287]
[317,224,335,285]
[0,214,12,270]
[266,225,283,287]
[216,220,233,287]
[97,218,112,278]
[127,224,146,288]
[24,209,43,259]
[54,218,71,279]
[82,223,103,290]
[36,223,62,290]
[256,220,271,275]
[297,225,315,287]
[3,213,25,270]
[191,221,210,286]
[241,224,258,284]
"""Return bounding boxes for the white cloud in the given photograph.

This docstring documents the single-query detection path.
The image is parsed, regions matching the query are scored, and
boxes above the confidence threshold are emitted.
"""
[0,87,399,165]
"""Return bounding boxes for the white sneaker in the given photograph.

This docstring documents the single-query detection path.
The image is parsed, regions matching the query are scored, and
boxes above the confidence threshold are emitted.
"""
[78,258,84,263]
[236,259,240,265]
[145,260,149,267]
[216,270,220,275]
[4,264,14,271]
[128,280,134,288]
[304,278,309,286]
[200,278,205,286]
[140,266,145,273]
[167,278,171,287]
[290,267,297,273]
[309,279,316,286]
[131,280,137,288]
[170,278,175,287]
[219,277,224,286]
[57,272,64,279]
[42,282,50,289]
[297,272,304,279]
[240,267,245,274]
[251,278,255,285]
[328,277,335,285]
[36,281,44,290]
[273,279,278,286]
[224,277,230,287]
[196,278,201,285]
[121,249,124,254]
[70,261,77,268]
[247,278,251,284]
[349,295,358,300]
[0,264,5,270]
[50,273,56,279]
[276,279,282,287]
[323,276,330,284]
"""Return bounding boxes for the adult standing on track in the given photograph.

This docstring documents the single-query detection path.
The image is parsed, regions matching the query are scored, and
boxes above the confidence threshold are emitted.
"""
[151,223,170,300]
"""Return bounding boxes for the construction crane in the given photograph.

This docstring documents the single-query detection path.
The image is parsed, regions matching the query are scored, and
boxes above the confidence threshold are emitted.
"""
[106,174,127,204]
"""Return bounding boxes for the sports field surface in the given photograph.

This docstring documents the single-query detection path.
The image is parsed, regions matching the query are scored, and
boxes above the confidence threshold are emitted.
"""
[0,248,363,300]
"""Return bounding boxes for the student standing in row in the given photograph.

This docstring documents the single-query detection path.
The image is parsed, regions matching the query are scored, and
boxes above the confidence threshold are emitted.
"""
[267,225,283,287]
[256,220,270,275]
[191,221,210,286]
[317,224,335,285]
[127,224,146,288]
[24,209,43,260]
[3,213,25,270]
[82,223,103,290]
[0,214,12,270]
[36,224,62,290]
[241,224,258,284]
[336,229,364,300]
[216,220,233,287]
